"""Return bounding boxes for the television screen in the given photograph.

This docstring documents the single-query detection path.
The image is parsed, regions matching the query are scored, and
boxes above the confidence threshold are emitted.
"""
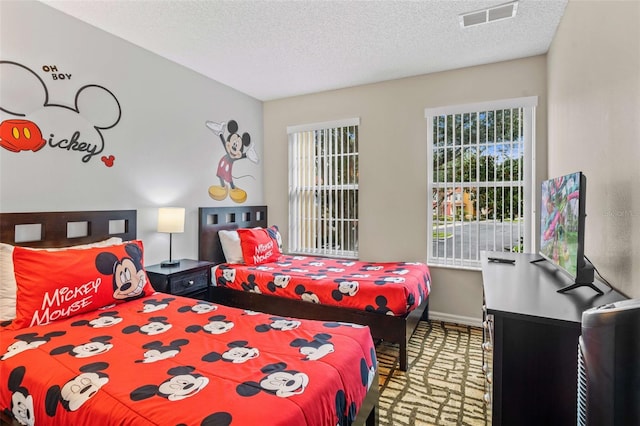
[539,171,583,278]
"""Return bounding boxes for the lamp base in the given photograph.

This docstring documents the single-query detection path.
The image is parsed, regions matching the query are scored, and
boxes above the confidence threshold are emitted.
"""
[160,259,181,268]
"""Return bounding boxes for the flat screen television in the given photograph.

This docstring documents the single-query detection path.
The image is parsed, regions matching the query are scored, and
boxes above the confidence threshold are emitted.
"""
[536,171,601,294]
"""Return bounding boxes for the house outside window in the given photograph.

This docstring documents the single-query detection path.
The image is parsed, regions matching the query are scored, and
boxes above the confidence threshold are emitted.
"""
[426,97,537,268]
[287,118,359,258]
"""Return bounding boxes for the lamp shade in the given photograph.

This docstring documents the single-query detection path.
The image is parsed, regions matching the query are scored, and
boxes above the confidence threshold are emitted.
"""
[157,207,185,233]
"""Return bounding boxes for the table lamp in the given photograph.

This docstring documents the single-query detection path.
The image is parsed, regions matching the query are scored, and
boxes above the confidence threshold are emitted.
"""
[157,207,185,267]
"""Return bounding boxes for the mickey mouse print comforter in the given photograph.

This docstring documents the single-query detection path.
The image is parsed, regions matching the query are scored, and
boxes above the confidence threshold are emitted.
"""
[0,294,377,426]
[215,255,431,316]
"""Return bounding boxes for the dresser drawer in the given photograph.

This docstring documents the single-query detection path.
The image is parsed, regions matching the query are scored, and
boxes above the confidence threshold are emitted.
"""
[146,259,214,300]
[170,270,209,296]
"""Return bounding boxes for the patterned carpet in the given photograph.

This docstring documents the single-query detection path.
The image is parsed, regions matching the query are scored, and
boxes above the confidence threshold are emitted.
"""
[375,321,486,426]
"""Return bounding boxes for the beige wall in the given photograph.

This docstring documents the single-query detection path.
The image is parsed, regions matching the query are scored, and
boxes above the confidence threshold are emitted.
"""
[264,56,548,324]
[547,0,640,299]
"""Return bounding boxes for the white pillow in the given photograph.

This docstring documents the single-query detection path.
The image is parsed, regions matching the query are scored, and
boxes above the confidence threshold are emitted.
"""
[0,237,123,321]
[218,230,244,264]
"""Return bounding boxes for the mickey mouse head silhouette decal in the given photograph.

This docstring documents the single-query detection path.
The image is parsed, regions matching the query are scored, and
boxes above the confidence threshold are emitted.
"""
[0,61,121,166]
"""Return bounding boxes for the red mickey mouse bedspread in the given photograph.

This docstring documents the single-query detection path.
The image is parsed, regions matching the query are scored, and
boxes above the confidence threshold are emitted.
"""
[1,294,377,426]
[215,255,431,316]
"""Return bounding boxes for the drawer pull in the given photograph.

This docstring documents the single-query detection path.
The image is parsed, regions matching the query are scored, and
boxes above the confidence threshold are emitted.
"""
[186,280,194,286]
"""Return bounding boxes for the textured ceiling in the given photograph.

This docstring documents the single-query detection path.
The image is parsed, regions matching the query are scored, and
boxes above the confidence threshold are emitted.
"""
[40,0,568,101]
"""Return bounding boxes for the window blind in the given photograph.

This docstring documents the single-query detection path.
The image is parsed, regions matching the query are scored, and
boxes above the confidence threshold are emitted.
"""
[288,118,359,258]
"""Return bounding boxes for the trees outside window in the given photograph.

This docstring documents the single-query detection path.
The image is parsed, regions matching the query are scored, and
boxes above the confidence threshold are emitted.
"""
[426,98,537,267]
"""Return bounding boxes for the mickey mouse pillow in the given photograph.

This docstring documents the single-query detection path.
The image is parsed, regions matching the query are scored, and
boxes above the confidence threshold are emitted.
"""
[10,240,154,330]
[237,228,282,265]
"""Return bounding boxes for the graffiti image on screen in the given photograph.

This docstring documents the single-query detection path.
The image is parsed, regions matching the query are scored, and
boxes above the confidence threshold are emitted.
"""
[539,171,581,277]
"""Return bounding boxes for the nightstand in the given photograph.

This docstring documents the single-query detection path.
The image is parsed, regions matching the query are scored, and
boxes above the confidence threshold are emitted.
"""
[146,259,214,300]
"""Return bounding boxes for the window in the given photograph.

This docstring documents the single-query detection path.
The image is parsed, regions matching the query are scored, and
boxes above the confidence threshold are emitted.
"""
[287,119,359,258]
[425,97,537,268]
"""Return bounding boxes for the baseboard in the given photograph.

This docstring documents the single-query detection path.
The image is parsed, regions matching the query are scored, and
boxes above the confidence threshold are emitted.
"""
[428,310,483,327]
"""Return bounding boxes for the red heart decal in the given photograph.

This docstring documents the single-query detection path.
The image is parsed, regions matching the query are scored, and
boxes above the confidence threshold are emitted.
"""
[101,155,115,167]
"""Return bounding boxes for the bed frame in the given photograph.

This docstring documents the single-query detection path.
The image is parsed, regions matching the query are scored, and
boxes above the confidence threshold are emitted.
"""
[1,209,378,426]
[199,205,429,372]
[0,210,137,248]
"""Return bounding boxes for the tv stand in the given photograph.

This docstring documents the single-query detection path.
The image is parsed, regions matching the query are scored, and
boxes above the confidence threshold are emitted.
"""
[481,251,626,425]
[557,281,603,295]
[529,256,602,295]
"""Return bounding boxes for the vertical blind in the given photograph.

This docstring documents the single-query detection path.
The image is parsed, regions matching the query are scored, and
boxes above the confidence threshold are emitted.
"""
[287,118,359,258]
[426,97,536,268]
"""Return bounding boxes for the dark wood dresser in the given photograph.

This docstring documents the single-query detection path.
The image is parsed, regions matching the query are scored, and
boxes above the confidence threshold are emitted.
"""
[480,251,627,425]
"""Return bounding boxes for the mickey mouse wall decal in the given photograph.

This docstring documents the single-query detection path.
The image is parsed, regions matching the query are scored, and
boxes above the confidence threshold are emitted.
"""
[0,119,45,152]
[0,61,121,166]
[101,155,115,167]
[205,119,259,203]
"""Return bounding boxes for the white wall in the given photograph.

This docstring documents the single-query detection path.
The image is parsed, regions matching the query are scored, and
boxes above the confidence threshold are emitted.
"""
[0,1,264,266]
[547,0,640,299]
[264,56,548,325]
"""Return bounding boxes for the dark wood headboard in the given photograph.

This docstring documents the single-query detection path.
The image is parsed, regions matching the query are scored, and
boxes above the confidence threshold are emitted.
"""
[198,206,268,264]
[0,210,137,248]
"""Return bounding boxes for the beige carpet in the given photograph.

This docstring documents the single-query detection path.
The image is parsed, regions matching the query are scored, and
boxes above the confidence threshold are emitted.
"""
[376,321,487,426]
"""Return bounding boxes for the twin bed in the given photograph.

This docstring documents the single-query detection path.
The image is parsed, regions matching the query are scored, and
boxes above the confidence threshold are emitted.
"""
[198,206,431,372]
[0,210,378,426]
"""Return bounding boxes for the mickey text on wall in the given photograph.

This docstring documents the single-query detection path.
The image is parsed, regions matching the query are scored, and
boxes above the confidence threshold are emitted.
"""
[0,61,121,167]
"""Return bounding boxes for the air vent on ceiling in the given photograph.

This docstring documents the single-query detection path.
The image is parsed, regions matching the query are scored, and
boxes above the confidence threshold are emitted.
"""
[459,1,519,28]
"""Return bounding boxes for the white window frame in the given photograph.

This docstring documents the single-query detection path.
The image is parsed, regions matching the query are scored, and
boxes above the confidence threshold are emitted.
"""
[287,118,359,258]
[425,97,537,269]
